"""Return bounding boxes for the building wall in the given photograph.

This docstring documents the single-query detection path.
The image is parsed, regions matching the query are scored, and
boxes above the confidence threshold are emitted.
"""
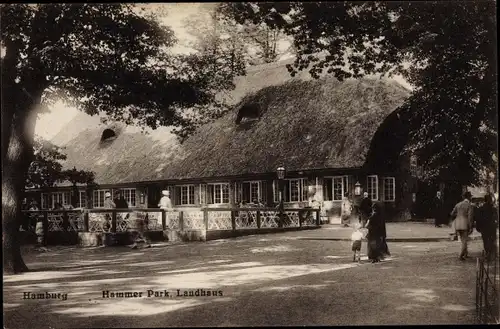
[27,168,411,222]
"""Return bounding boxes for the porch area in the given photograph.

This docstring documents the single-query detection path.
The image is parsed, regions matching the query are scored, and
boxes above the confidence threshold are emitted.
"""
[20,208,321,247]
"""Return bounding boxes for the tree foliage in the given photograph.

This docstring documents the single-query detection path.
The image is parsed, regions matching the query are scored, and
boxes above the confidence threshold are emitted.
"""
[188,3,294,66]
[221,1,497,187]
[1,3,234,137]
[177,7,247,140]
[27,137,95,189]
[1,3,237,273]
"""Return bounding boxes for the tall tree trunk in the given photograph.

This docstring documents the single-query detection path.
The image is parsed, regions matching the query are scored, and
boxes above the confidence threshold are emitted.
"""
[2,103,38,274]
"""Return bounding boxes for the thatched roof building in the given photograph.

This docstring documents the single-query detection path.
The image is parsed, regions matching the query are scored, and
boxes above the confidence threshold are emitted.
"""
[52,60,410,185]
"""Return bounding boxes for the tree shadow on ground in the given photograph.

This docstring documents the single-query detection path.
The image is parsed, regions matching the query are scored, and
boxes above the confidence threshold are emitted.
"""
[4,256,360,328]
[4,239,482,327]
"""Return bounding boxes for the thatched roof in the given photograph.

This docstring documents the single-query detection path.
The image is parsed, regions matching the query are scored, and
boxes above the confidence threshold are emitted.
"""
[53,60,410,185]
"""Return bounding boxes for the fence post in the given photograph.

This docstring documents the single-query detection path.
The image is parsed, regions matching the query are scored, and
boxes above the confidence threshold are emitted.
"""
[203,208,208,231]
[484,267,489,322]
[179,211,184,231]
[161,210,167,230]
[476,257,480,320]
[43,211,49,246]
[111,211,117,233]
[231,210,236,231]
[62,210,69,231]
[257,210,261,229]
[83,210,89,232]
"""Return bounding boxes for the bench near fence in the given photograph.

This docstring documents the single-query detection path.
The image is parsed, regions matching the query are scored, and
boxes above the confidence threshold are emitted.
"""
[20,207,321,246]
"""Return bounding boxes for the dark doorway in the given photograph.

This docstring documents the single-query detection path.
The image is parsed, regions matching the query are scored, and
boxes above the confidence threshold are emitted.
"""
[147,184,162,208]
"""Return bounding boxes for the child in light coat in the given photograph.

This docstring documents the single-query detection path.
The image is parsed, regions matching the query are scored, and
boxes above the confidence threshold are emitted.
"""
[351,222,364,262]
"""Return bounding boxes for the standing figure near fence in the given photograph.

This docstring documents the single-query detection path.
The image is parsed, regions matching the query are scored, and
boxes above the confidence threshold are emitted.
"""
[475,193,498,261]
[28,200,40,232]
[159,189,173,227]
[35,216,46,251]
[103,192,115,232]
[130,213,151,249]
[159,190,173,209]
[450,191,474,261]
[113,190,129,209]
[433,191,446,227]
[360,192,372,227]
[341,193,353,227]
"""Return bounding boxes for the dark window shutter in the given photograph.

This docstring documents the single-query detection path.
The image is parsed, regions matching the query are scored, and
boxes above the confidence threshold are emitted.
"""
[261,181,267,204]
[323,178,333,201]
[207,185,214,204]
[242,182,250,203]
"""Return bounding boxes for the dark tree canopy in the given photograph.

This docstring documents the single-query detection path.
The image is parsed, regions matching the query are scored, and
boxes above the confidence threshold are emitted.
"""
[221,1,497,187]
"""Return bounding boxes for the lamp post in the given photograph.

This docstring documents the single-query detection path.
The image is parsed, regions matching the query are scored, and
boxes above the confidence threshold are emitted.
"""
[276,166,286,227]
[354,181,362,196]
[354,181,362,223]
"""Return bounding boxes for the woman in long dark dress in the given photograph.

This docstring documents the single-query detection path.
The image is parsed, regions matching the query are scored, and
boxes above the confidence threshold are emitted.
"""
[365,203,383,263]
[379,207,390,259]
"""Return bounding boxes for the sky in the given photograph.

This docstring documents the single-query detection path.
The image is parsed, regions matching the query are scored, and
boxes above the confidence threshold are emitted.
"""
[35,3,204,140]
[35,3,412,140]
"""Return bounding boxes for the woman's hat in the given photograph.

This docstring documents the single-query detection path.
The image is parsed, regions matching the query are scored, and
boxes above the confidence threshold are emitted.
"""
[105,192,111,197]
[162,190,170,196]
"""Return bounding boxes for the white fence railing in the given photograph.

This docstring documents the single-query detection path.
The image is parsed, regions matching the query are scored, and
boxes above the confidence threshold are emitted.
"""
[21,207,320,233]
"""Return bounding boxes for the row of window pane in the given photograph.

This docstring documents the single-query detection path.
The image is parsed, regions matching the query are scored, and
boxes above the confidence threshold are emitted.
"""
[323,176,349,201]
[207,183,230,204]
[235,181,265,204]
[175,185,195,205]
[323,176,394,202]
[92,189,136,208]
[273,179,308,203]
[367,176,378,201]
[37,177,396,209]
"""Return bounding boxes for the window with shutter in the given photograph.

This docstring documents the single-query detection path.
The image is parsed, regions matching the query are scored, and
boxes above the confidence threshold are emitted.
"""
[383,177,395,201]
[273,180,279,203]
[93,190,107,208]
[367,175,379,201]
[78,191,87,208]
[122,188,136,207]
[206,183,230,204]
[301,179,308,201]
[176,185,195,205]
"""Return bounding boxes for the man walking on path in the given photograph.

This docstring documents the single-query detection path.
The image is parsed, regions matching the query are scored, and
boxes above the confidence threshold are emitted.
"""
[433,191,447,227]
[360,192,372,227]
[450,191,474,261]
